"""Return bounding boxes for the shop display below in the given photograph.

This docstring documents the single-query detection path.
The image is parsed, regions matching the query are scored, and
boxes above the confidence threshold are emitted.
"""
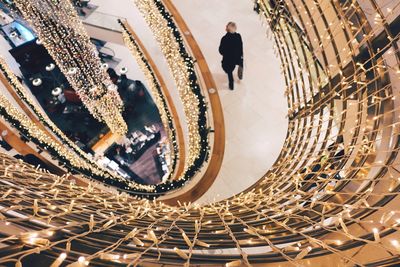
[101,124,172,185]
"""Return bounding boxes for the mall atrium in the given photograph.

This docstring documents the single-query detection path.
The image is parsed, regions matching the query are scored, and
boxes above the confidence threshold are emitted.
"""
[0,0,399,266]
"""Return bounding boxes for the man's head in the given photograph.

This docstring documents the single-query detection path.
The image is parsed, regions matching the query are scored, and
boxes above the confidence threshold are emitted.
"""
[226,22,237,33]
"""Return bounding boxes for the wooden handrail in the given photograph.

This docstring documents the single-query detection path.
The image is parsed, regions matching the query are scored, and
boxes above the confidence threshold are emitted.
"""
[159,0,225,204]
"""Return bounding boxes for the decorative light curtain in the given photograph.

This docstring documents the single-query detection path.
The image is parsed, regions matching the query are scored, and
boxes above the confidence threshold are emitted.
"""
[14,0,127,134]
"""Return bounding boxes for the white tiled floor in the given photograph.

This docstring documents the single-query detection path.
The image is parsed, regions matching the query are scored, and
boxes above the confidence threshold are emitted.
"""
[170,1,288,203]
[89,0,288,203]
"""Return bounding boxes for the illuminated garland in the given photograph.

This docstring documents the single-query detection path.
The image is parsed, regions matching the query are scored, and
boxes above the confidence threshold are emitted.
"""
[119,21,178,181]
[13,0,128,135]
[133,0,210,186]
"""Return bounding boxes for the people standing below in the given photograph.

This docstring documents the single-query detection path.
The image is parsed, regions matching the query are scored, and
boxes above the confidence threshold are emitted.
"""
[219,22,243,90]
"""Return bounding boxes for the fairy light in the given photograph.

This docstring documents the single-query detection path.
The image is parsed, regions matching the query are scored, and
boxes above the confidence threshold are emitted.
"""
[79,257,88,264]
[373,228,381,242]
[391,240,400,252]
[50,253,67,267]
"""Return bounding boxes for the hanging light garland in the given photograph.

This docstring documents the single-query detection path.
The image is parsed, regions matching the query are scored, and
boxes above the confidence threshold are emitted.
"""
[13,0,128,135]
